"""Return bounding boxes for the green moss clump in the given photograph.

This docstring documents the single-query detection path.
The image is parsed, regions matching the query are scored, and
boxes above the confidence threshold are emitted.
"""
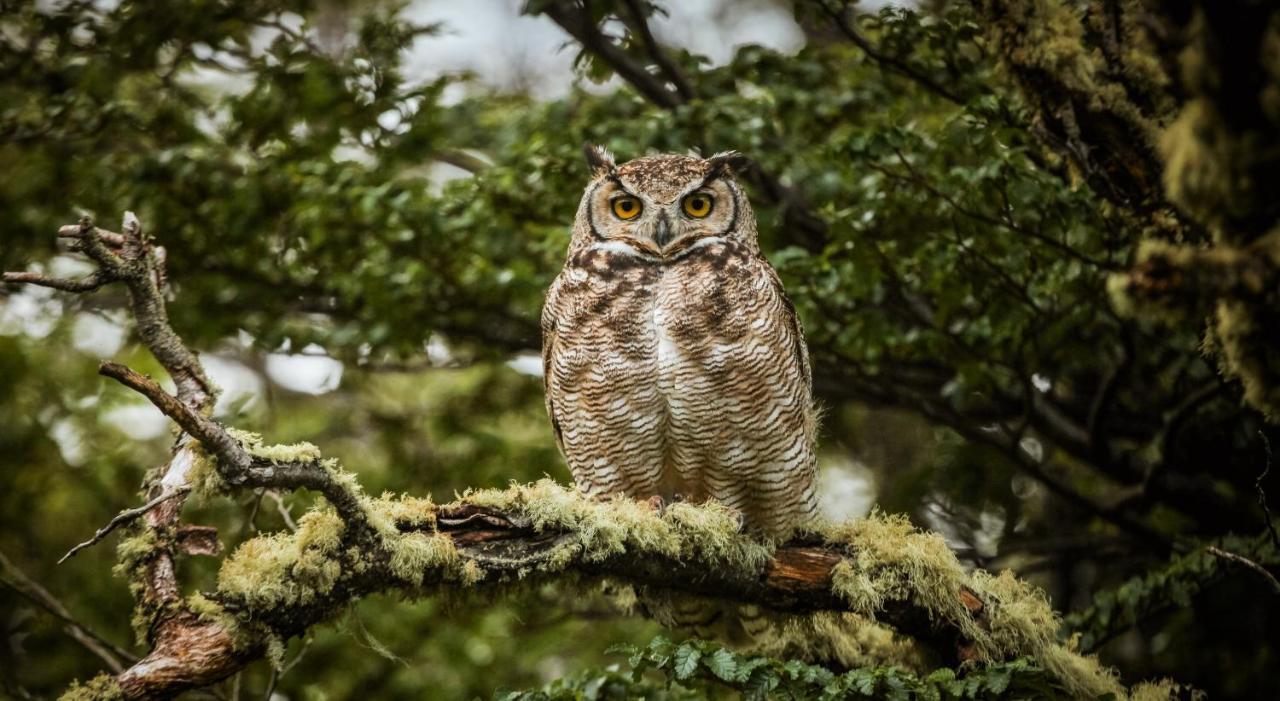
[820,512,1144,700]
[464,479,770,569]
[386,531,458,586]
[365,492,437,536]
[229,427,322,464]
[58,673,123,701]
[112,527,159,578]
[1215,299,1280,418]
[187,592,241,636]
[989,0,1157,142]
[218,508,346,608]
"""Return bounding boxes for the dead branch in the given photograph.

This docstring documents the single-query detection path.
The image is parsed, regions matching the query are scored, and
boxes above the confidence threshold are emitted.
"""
[2,270,113,292]
[1206,545,1280,596]
[59,487,193,564]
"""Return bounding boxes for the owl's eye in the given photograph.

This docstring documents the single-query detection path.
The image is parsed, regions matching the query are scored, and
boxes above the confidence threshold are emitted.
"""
[682,193,713,218]
[611,196,642,220]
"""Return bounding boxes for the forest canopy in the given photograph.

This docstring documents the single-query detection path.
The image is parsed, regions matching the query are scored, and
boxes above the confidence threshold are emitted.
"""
[2,0,1279,699]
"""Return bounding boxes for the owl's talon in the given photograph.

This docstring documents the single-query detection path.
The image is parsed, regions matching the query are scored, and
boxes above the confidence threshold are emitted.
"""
[644,495,666,512]
[725,507,747,533]
[671,493,685,503]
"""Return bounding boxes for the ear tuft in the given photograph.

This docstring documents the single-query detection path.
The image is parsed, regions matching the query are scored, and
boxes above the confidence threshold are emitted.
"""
[583,143,616,179]
[706,150,751,178]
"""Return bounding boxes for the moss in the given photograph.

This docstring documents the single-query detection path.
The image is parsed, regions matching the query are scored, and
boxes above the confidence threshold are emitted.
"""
[826,512,966,617]
[820,512,1143,700]
[387,531,458,586]
[1159,99,1250,233]
[112,527,158,577]
[218,508,346,609]
[58,673,123,701]
[185,441,227,501]
[188,592,239,633]
[229,427,322,464]
[989,0,1157,143]
[1130,680,1190,701]
[205,480,1168,697]
[1215,299,1280,418]
[111,527,165,644]
[365,492,437,539]
[464,479,770,569]
[751,611,923,672]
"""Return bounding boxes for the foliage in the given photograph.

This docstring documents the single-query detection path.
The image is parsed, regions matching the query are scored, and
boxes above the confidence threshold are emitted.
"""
[504,636,1092,701]
[2,0,1280,699]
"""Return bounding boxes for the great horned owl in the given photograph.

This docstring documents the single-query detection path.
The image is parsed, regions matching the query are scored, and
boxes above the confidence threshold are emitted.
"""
[541,146,819,539]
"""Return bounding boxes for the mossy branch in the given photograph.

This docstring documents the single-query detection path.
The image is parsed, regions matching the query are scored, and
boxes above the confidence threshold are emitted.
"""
[113,480,1154,699]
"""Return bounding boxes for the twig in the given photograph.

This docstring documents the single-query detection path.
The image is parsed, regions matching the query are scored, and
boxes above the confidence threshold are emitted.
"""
[619,0,696,101]
[0,550,137,672]
[1206,545,1280,596]
[267,491,299,532]
[2,270,113,292]
[59,487,193,564]
[811,0,964,105]
[1259,432,1280,551]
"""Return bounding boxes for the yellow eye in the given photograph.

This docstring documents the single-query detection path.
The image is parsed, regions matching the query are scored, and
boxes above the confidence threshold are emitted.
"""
[682,193,713,218]
[612,196,642,220]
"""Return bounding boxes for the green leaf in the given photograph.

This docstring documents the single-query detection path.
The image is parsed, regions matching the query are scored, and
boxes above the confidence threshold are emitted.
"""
[673,644,701,681]
[705,648,738,682]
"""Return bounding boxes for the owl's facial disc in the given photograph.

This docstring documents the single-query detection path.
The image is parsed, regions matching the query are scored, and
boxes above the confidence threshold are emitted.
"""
[587,174,736,257]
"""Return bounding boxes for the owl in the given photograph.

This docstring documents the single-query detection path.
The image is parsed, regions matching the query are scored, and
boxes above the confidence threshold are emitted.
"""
[541,145,819,539]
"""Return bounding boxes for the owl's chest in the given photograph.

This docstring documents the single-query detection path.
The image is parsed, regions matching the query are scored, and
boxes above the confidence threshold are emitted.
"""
[560,247,761,380]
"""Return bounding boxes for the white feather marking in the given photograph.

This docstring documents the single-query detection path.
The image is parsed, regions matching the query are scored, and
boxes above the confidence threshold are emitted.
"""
[588,240,661,260]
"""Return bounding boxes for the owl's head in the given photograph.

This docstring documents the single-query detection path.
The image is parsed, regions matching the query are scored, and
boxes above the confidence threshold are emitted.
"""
[569,145,756,257]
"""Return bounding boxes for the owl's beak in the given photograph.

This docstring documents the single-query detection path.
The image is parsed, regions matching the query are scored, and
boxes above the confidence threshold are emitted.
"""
[653,214,674,249]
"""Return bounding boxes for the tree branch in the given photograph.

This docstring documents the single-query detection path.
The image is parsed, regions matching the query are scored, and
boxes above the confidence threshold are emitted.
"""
[58,487,192,564]
[618,0,696,101]
[2,270,113,292]
[1206,545,1280,596]
[540,0,681,109]
[810,0,965,105]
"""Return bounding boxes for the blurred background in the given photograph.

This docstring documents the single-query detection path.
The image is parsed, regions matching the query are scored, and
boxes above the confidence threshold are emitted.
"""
[2,0,1279,698]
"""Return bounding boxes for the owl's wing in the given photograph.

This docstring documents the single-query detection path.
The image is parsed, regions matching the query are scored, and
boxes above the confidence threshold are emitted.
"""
[762,259,813,390]
[540,272,567,454]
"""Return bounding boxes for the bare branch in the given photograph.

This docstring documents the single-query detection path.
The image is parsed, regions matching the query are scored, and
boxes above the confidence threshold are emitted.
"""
[59,487,193,564]
[58,222,126,248]
[430,149,489,174]
[1206,545,1280,596]
[2,270,113,292]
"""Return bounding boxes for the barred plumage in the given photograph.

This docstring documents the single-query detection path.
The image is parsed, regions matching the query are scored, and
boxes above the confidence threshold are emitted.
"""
[541,147,819,539]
